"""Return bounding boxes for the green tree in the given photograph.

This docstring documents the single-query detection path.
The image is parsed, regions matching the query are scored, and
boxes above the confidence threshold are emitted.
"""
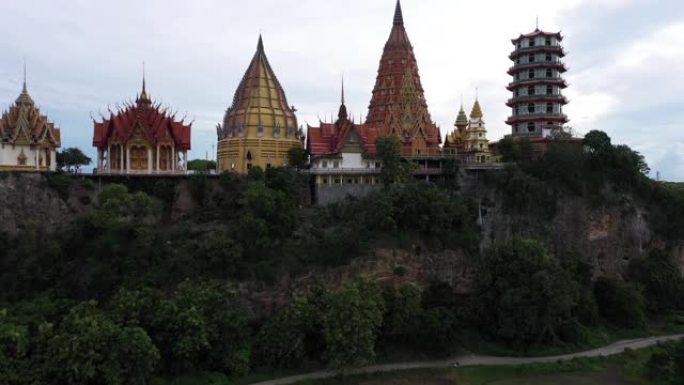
[382,284,422,341]
[322,279,385,368]
[476,238,581,349]
[45,302,159,385]
[57,147,92,172]
[0,309,31,385]
[376,135,416,186]
[287,147,309,170]
[593,277,646,329]
[239,182,297,254]
[629,250,684,312]
[254,292,315,368]
[187,159,217,173]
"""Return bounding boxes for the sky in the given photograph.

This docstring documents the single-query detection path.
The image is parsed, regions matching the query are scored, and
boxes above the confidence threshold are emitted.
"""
[0,0,682,181]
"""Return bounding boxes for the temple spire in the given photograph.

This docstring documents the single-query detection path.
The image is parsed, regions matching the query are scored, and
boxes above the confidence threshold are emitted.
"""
[22,58,27,93]
[142,61,147,94]
[338,74,348,121]
[393,0,404,26]
[257,34,264,52]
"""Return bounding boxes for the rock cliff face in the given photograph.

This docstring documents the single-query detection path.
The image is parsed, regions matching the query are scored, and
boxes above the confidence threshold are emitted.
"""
[0,173,72,237]
[1,172,680,298]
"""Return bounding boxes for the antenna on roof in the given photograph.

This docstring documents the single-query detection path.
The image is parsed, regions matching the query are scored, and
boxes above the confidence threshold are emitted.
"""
[535,16,540,31]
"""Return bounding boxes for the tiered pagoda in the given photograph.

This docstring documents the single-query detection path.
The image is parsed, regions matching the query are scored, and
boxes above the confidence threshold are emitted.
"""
[307,82,380,186]
[444,100,492,163]
[506,28,569,137]
[216,36,303,173]
[92,78,192,174]
[0,77,61,171]
[365,0,441,156]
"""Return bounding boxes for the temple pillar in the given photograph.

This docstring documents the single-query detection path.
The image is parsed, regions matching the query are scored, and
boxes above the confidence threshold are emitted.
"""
[125,146,130,173]
[107,145,111,173]
[147,147,152,173]
[156,145,160,173]
[171,147,176,172]
[50,150,57,172]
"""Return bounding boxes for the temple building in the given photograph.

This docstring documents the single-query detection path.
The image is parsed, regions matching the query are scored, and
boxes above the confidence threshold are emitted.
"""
[463,100,491,163]
[92,78,192,174]
[444,100,492,163]
[0,78,60,171]
[307,82,380,186]
[216,36,303,173]
[506,28,569,137]
[443,105,468,156]
[365,0,441,156]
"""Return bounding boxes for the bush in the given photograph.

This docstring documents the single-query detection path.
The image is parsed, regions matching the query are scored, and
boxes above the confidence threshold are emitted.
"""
[593,277,646,329]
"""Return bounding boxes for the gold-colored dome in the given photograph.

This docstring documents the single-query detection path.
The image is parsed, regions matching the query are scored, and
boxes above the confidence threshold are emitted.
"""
[217,35,298,140]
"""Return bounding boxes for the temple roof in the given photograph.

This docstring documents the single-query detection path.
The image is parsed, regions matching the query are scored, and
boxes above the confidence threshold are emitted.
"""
[470,100,483,119]
[512,29,563,43]
[217,35,299,141]
[364,0,441,150]
[455,105,468,127]
[92,79,191,150]
[0,81,61,147]
[307,120,378,157]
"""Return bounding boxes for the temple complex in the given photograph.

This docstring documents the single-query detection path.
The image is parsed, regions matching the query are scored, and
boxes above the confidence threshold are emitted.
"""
[0,77,60,171]
[506,28,568,137]
[216,36,303,173]
[307,82,381,185]
[92,78,191,174]
[444,100,492,163]
[365,0,441,156]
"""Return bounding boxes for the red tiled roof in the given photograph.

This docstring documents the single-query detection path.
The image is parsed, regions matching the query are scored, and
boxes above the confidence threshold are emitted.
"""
[0,85,61,147]
[307,117,378,157]
[92,87,191,151]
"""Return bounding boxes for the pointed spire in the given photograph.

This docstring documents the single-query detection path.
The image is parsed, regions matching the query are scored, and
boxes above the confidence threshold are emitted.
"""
[470,99,483,119]
[142,61,147,94]
[22,58,27,93]
[393,0,404,26]
[535,16,540,32]
[341,74,345,106]
[257,34,264,52]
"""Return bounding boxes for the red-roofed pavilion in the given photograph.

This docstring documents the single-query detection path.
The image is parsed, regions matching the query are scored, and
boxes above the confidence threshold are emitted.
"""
[92,78,191,174]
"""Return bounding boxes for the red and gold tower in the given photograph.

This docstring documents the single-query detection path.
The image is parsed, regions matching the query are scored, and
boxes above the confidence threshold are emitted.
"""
[506,29,569,137]
[365,0,441,156]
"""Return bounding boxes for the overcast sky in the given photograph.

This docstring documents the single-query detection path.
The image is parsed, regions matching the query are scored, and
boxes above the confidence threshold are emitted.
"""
[0,0,682,180]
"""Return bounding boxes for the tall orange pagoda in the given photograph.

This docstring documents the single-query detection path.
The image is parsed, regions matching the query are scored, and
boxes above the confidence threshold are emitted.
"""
[365,0,441,156]
[92,77,191,174]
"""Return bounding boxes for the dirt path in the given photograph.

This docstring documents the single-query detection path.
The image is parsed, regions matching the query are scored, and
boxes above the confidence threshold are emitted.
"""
[248,334,684,385]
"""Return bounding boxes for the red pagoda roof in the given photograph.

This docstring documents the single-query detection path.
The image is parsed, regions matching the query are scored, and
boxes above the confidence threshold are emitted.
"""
[511,29,563,44]
[93,80,191,151]
[364,0,441,154]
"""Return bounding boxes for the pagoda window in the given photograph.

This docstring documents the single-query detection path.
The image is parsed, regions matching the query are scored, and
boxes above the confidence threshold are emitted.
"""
[528,54,534,63]
[527,122,535,132]
[547,86,553,95]
[528,70,535,79]
[546,103,553,113]
[546,54,552,61]
[515,106,519,115]
[375,162,381,168]
[514,124,519,133]
[246,151,253,161]
[527,103,535,113]
[545,37,551,46]
[528,86,535,95]
[546,69,553,78]
[529,39,535,47]
[333,161,340,168]
[322,160,328,168]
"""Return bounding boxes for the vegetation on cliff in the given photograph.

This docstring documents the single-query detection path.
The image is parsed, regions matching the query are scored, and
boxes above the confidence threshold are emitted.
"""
[0,131,682,384]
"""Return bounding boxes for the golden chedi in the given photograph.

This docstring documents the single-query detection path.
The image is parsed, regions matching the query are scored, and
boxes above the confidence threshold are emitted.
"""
[216,36,303,173]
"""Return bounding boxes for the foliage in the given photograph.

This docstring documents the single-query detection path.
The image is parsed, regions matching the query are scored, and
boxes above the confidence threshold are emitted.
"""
[45,302,159,385]
[381,284,422,342]
[375,135,416,186]
[57,147,92,172]
[593,277,646,329]
[187,159,217,173]
[629,250,684,312]
[476,238,582,349]
[91,183,156,229]
[645,340,684,384]
[287,147,309,170]
[322,279,386,368]
[496,137,533,163]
